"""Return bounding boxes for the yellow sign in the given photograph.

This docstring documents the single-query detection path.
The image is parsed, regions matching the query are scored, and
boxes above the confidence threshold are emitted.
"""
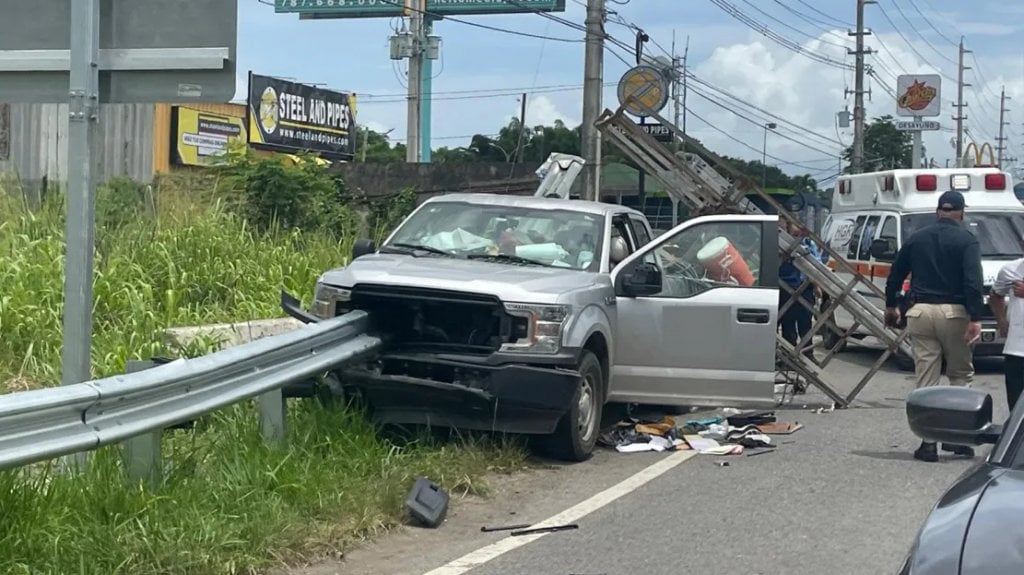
[617,65,670,118]
[964,142,996,167]
[172,106,247,167]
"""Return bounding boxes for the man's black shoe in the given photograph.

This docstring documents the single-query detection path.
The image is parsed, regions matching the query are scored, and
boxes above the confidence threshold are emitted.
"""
[914,442,938,462]
[942,444,975,457]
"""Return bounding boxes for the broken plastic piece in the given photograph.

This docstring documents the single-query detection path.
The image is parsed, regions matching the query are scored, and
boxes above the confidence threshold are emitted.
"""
[405,477,449,528]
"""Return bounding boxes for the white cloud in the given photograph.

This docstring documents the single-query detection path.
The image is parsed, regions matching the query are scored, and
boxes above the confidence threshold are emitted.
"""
[524,94,577,127]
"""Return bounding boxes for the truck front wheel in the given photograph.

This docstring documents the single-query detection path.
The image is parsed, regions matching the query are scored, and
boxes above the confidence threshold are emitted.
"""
[542,350,603,462]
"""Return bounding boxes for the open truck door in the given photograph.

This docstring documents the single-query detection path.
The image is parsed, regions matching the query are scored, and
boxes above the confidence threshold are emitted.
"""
[608,214,780,408]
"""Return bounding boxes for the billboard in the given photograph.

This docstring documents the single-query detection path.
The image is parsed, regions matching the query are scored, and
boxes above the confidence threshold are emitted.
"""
[247,73,357,161]
[171,106,247,166]
[896,74,941,117]
[275,0,566,19]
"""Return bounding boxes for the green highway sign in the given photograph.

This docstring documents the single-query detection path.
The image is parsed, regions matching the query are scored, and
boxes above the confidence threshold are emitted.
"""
[275,0,566,19]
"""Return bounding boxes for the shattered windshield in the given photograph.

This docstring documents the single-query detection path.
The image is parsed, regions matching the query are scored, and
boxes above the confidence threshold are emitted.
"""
[384,201,605,271]
[903,212,1024,259]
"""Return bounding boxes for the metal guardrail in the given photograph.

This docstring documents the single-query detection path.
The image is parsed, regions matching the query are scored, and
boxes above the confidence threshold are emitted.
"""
[0,310,381,481]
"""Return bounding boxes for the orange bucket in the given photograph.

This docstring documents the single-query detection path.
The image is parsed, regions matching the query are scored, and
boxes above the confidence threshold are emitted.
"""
[697,236,755,286]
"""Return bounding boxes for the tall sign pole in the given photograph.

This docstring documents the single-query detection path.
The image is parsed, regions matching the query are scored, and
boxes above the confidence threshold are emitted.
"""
[405,0,424,163]
[284,1,569,164]
[895,74,941,168]
[581,0,605,201]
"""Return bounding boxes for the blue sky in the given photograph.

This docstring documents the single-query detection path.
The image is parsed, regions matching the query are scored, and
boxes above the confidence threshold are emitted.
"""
[237,0,1024,179]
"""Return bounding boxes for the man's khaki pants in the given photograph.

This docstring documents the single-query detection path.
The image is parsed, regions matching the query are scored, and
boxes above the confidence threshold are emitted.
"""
[905,303,974,388]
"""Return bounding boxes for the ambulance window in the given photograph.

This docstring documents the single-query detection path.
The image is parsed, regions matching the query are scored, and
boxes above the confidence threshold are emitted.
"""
[847,215,867,260]
[879,216,897,245]
[858,215,881,260]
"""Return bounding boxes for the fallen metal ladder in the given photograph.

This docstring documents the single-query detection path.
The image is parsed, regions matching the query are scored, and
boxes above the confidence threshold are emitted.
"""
[595,105,912,407]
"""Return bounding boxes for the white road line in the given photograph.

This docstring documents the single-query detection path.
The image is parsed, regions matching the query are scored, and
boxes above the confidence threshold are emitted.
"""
[422,450,698,575]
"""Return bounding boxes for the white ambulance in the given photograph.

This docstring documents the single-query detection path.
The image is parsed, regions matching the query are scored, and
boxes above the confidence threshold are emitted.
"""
[821,167,1023,369]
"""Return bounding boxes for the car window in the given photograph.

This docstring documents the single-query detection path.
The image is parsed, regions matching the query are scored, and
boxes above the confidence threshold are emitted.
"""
[904,212,1024,259]
[880,215,897,245]
[858,215,880,260]
[641,220,764,298]
[628,215,652,247]
[386,201,605,271]
[847,215,867,260]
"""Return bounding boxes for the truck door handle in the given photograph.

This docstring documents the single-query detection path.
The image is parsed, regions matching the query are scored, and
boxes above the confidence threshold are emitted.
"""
[737,308,770,324]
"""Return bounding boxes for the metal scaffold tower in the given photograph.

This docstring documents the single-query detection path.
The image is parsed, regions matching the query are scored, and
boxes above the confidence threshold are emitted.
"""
[595,104,912,407]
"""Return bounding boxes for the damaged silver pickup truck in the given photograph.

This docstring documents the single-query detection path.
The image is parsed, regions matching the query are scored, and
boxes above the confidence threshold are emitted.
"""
[283,193,782,461]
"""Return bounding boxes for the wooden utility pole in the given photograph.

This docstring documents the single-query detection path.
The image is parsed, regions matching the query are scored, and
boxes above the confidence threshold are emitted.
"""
[580,0,605,201]
[954,37,972,166]
[848,0,874,174]
[997,86,1011,168]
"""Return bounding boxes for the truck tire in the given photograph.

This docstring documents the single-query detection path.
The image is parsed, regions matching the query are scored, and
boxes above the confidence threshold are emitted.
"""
[543,350,603,462]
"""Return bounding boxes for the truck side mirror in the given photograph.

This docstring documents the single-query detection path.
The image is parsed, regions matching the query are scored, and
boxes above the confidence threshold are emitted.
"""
[352,239,377,260]
[618,262,663,297]
[870,238,897,262]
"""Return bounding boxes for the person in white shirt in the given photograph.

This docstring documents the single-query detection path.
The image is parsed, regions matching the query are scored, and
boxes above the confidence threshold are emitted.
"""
[987,258,1024,412]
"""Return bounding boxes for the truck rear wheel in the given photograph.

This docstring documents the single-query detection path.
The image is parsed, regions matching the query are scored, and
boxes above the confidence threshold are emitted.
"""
[542,350,603,462]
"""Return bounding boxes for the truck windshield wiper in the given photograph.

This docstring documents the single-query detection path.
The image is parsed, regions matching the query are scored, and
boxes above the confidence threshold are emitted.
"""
[467,253,547,266]
[384,242,450,256]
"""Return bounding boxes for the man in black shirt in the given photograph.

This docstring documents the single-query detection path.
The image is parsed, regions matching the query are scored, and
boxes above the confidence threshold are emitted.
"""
[884,190,984,462]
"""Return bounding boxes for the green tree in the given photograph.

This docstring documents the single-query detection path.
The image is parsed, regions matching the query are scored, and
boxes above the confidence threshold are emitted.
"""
[842,115,912,172]
[354,128,406,163]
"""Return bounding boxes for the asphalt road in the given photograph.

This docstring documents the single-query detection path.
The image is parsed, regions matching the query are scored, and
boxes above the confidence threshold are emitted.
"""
[300,346,1015,575]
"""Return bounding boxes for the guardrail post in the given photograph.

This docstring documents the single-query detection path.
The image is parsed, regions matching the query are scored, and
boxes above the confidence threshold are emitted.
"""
[123,360,164,484]
[124,431,162,485]
[259,390,286,446]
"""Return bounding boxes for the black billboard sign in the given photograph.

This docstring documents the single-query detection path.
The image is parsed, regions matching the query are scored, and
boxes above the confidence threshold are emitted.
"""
[640,122,674,144]
[247,72,357,160]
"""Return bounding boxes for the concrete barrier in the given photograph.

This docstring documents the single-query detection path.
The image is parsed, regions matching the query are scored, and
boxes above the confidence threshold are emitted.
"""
[165,317,304,352]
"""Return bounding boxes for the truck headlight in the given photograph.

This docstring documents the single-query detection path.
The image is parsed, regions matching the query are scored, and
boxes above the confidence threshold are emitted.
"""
[313,283,351,319]
[501,303,571,354]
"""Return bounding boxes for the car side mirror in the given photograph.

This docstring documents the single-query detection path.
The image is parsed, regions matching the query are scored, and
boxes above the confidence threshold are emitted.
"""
[352,239,377,260]
[869,238,897,262]
[619,262,663,297]
[906,386,1002,446]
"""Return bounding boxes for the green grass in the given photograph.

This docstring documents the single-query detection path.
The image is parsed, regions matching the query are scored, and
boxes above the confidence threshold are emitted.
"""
[0,179,528,573]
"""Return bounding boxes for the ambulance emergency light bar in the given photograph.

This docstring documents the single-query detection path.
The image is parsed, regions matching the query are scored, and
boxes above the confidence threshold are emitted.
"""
[913,173,1007,192]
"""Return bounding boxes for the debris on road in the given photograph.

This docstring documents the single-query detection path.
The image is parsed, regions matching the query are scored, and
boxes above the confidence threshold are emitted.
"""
[509,523,579,536]
[405,477,449,529]
[599,409,802,458]
[481,523,532,533]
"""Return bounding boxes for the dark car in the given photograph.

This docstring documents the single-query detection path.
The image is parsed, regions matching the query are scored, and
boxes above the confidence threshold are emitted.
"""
[899,386,1024,574]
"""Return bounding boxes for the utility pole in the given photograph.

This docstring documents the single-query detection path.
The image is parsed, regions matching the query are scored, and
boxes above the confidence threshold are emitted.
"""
[404,0,424,163]
[954,37,972,166]
[848,0,874,174]
[580,0,605,201]
[674,33,689,155]
[997,86,1011,168]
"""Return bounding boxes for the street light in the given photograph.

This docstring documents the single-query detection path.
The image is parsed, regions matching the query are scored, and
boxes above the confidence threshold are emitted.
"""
[762,122,777,188]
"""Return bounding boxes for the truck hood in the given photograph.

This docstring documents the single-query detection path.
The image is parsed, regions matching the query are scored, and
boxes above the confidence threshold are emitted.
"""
[319,253,608,303]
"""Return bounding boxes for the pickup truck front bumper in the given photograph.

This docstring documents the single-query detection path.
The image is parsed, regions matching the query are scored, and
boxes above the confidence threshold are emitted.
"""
[341,352,581,435]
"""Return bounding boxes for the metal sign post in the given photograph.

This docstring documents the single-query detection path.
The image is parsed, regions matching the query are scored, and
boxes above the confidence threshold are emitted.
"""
[63,1,101,418]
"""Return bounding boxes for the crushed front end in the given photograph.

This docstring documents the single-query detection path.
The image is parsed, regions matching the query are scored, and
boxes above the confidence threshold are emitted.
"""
[303,282,582,434]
